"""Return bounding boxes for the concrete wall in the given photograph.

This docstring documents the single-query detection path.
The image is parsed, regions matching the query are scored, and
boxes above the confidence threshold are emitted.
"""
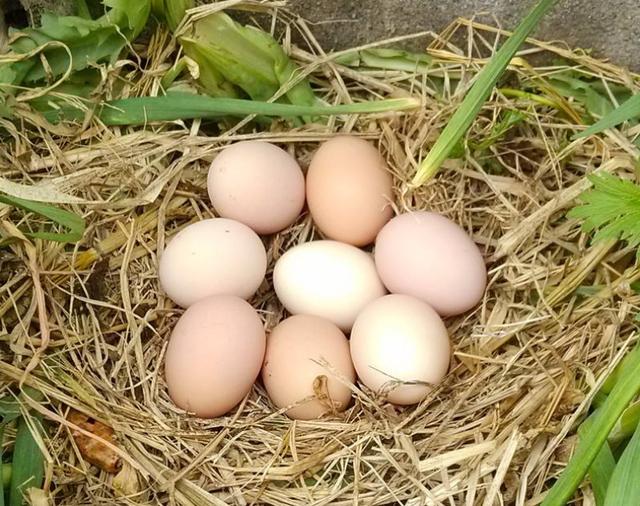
[289,0,639,71]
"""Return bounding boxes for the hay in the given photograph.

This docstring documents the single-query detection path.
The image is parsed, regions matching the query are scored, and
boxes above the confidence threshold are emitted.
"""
[1,3,640,504]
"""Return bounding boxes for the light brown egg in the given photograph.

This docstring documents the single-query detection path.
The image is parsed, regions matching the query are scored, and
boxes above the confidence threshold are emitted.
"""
[306,136,394,246]
[208,141,305,234]
[262,315,355,420]
[159,218,267,308]
[350,294,450,405]
[164,295,266,418]
[374,212,487,316]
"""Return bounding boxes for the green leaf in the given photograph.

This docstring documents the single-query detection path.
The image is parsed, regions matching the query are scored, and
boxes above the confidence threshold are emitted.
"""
[579,413,615,505]
[151,0,193,31]
[0,194,85,243]
[43,92,420,126]
[604,421,640,505]
[5,0,151,85]
[609,400,640,445]
[567,173,640,257]
[541,341,640,505]
[411,0,557,186]
[9,414,44,506]
[574,94,640,139]
[470,109,526,151]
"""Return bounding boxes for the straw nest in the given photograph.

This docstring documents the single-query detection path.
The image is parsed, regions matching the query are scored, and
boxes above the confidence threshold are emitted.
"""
[1,2,640,504]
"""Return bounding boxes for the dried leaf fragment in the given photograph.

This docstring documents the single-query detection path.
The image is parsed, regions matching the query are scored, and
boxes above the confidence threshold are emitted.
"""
[67,409,121,473]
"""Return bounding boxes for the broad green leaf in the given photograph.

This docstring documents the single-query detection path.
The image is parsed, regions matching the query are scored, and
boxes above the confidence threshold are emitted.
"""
[604,421,640,505]
[542,341,640,505]
[579,413,615,505]
[609,400,640,444]
[0,194,85,243]
[9,414,44,506]
[43,92,420,126]
[151,0,193,31]
[575,94,640,139]
[412,0,557,186]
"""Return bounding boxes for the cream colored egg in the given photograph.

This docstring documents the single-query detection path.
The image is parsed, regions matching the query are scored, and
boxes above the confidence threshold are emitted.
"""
[164,295,266,418]
[159,218,267,308]
[273,240,386,331]
[208,141,305,234]
[262,315,355,420]
[350,294,450,405]
[374,211,487,316]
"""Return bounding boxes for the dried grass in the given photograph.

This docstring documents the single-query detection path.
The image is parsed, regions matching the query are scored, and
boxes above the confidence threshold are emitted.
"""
[1,3,640,505]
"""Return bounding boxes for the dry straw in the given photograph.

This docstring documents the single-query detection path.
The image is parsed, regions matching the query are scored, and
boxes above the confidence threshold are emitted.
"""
[1,3,640,505]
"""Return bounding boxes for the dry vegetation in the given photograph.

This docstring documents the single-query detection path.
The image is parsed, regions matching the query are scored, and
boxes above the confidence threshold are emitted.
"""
[1,4,640,505]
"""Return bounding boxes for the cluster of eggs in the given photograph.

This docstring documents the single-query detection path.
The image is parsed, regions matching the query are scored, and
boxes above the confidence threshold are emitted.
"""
[159,136,487,420]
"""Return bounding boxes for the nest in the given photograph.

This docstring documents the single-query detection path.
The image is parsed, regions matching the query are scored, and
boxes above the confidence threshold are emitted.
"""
[1,3,640,504]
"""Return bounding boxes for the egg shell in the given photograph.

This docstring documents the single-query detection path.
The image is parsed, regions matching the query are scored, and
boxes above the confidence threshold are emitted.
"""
[273,240,387,330]
[306,136,394,246]
[164,295,266,418]
[159,218,267,308]
[350,294,450,405]
[374,211,487,316]
[208,141,306,234]
[262,315,355,420]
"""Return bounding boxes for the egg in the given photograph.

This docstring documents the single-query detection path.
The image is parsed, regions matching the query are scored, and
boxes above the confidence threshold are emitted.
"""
[262,315,355,420]
[273,240,386,330]
[306,136,394,246]
[350,294,450,405]
[208,141,306,234]
[164,295,266,418]
[374,211,487,316]
[159,218,267,308]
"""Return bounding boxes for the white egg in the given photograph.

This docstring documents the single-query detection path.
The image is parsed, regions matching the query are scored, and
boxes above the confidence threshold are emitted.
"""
[273,240,386,331]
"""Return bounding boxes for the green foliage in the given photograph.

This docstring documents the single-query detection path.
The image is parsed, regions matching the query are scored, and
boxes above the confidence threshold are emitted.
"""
[604,421,640,505]
[412,0,558,186]
[575,94,640,139]
[0,194,85,243]
[579,414,615,505]
[179,11,317,122]
[151,0,193,31]
[568,173,640,257]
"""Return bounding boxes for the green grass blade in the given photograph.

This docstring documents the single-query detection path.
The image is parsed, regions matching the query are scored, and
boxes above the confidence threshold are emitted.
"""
[609,400,640,444]
[604,420,640,505]
[0,194,85,243]
[9,414,44,506]
[44,92,420,126]
[574,94,640,139]
[541,342,640,506]
[578,413,615,505]
[411,0,557,186]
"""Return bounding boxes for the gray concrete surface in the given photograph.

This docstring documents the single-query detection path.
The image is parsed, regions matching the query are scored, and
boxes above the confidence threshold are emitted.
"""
[288,0,640,70]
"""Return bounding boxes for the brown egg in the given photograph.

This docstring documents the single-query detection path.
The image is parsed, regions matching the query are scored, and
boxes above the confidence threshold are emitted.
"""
[374,212,487,316]
[262,315,355,420]
[306,136,394,246]
[164,295,266,418]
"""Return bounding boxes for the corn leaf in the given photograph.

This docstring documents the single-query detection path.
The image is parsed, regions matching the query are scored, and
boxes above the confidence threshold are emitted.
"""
[541,341,640,506]
[9,414,44,506]
[604,421,640,505]
[574,94,640,139]
[411,0,557,186]
[43,92,420,126]
[0,194,85,243]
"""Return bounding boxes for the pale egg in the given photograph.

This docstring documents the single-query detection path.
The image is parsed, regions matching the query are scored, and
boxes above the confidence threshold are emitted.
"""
[306,136,394,246]
[208,141,306,234]
[350,294,450,405]
[374,211,487,316]
[164,295,266,418]
[273,240,386,331]
[159,218,267,307]
[262,315,355,420]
